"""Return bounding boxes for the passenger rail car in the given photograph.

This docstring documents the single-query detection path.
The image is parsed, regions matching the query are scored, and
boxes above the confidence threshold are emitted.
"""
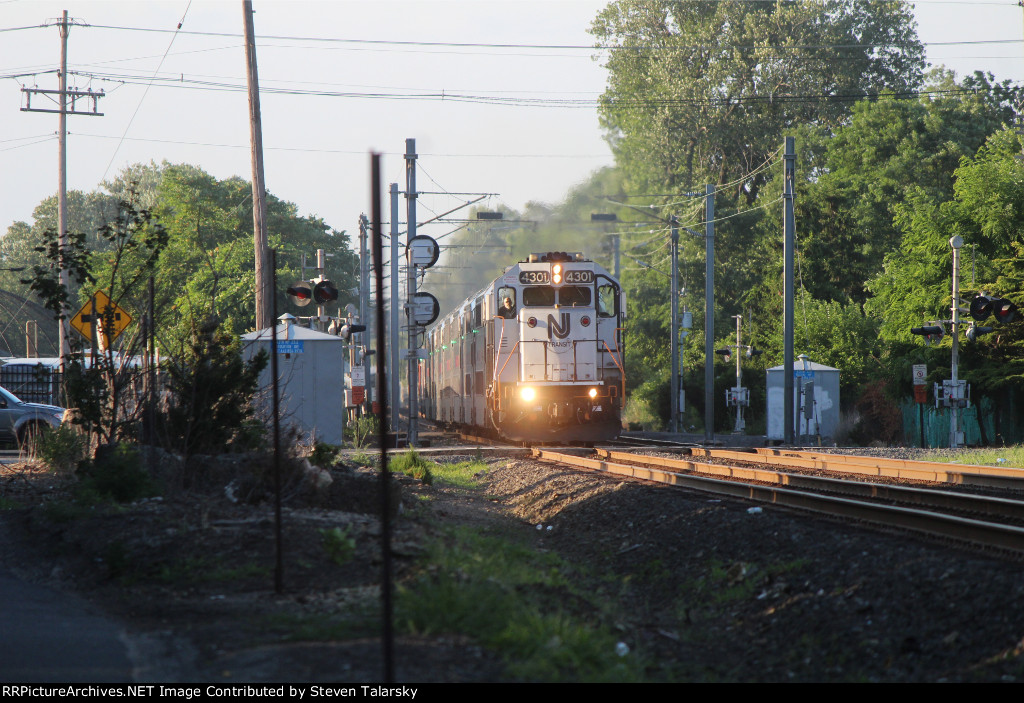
[420,252,625,443]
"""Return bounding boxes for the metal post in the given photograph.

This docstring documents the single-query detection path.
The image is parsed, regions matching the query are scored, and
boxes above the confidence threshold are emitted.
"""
[359,216,371,414]
[670,216,679,434]
[783,137,796,444]
[733,314,743,433]
[704,184,715,445]
[613,233,621,280]
[404,139,419,447]
[950,235,962,449]
[390,183,400,434]
[316,249,326,330]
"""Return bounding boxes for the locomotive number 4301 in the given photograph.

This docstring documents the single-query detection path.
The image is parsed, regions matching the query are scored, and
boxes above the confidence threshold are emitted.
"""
[518,269,594,285]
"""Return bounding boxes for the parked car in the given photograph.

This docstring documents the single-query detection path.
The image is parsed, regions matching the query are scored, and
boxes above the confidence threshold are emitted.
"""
[0,385,66,448]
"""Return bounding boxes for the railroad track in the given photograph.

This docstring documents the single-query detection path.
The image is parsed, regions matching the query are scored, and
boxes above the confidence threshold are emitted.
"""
[531,446,1024,556]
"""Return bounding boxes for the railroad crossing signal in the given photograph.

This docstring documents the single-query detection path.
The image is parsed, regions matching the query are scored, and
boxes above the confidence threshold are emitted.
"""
[70,290,132,345]
[286,281,313,307]
[313,280,339,304]
[969,294,1018,324]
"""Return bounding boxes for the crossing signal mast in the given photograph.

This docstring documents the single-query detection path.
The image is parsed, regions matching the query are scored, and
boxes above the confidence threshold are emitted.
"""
[716,315,763,434]
[909,236,1019,448]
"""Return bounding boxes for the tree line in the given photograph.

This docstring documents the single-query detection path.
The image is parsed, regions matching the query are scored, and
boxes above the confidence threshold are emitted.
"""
[432,0,1024,442]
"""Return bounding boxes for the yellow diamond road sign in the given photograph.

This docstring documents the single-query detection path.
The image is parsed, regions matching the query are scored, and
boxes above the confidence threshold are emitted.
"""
[70,290,133,344]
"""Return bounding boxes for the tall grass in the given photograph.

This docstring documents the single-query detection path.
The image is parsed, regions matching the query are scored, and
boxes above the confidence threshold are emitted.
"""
[396,527,646,682]
[923,445,1024,468]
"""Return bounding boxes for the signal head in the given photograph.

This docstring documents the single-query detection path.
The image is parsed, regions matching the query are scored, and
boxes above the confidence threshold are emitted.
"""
[287,281,313,307]
[967,325,994,342]
[313,280,339,304]
[969,295,994,321]
[993,298,1018,324]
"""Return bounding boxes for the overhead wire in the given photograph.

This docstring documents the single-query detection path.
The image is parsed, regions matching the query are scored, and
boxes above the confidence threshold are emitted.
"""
[100,0,193,181]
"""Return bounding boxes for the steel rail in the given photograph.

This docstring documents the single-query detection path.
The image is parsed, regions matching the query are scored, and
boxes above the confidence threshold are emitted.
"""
[533,448,1024,554]
[686,448,1024,491]
[594,449,1024,523]
[755,448,1024,478]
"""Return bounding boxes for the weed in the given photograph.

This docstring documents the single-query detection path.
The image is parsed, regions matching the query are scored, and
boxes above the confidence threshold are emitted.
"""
[924,445,1024,468]
[34,424,87,475]
[429,460,488,488]
[153,556,268,584]
[309,441,342,468]
[320,526,356,566]
[350,452,377,468]
[496,612,644,682]
[345,415,379,449]
[77,443,158,503]
[263,609,379,642]
[389,450,433,484]
[396,526,647,681]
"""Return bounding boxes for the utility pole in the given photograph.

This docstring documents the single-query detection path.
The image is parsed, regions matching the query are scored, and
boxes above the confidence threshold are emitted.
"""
[704,184,715,445]
[389,183,401,434]
[243,0,271,330]
[404,139,419,447]
[783,137,797,445]
[20,10,104,371]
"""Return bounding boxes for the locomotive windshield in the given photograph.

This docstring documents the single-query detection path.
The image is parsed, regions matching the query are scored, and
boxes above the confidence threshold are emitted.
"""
[559,286,591,307]
[522,287,555,306]
[521,286,592,307]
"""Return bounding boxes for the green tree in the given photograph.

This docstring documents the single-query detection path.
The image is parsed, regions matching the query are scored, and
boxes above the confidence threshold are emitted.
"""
[590,0,924,200]
[88,163,357,345]
[868,128,1024,393]
[789,71,1022,304]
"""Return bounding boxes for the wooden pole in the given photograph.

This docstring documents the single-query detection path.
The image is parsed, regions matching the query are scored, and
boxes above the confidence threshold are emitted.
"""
[243,1,271,330]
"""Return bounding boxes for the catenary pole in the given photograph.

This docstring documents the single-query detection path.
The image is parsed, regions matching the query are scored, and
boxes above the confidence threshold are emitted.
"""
[405,139,419,447]
[670,216,679,433]
[390,183,401,434]
[783,137,796,444]
[704,184,715,445]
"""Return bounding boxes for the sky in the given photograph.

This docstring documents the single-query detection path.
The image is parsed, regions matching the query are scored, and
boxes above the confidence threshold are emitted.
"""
[2,0,1022,253]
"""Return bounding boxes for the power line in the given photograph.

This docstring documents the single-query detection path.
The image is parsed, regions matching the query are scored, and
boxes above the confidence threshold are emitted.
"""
[62,22,1022,53]
[36,69,1003,110]
[100,0,193,181]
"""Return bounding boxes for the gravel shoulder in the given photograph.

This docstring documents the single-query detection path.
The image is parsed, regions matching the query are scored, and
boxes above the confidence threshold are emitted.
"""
[2,449,1024,682]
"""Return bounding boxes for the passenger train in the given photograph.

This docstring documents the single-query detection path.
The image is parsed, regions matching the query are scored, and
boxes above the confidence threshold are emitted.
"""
[419,252,625,443]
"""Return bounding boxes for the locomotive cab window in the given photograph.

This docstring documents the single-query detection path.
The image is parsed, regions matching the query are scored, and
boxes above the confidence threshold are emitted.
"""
[497,287,516,318]
[558,286,591,307]
[598,284,618,317]
[522,286,556,307]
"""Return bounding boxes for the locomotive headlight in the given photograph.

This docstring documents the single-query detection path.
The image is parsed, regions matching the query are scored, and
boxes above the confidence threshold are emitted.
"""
[520,386,536,402]
[552,263,562,284]
[588,387,598,400]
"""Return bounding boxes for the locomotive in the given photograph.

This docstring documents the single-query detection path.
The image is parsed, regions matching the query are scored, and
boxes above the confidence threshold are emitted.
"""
[419,251,625,442]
